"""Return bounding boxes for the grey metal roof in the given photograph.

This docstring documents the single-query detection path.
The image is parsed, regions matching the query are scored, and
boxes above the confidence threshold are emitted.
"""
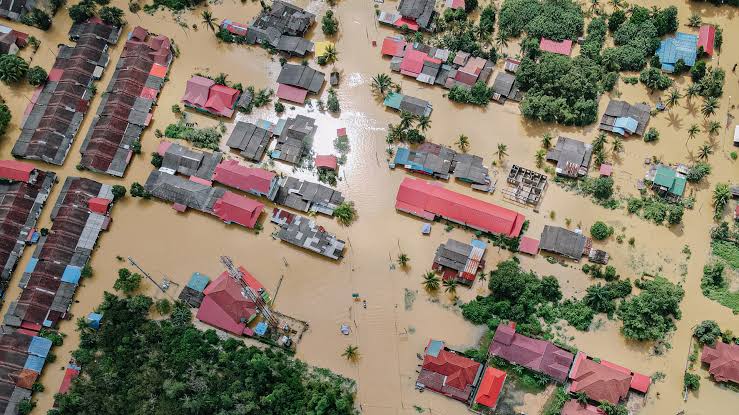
[274,177,344,215]
[398,0,436,30]
[399,95,432,117]
[539,225,587,260]
[161,143,222,179]
[546,136,592,178]
[277,64,325,93]
[144,170,224,212]
[226,121,272,161]
[433,239,473,272]
[599,100,651,136]
[275,213,345,260]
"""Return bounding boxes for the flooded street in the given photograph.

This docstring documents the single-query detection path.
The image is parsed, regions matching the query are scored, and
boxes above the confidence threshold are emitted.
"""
[0,0,738,413]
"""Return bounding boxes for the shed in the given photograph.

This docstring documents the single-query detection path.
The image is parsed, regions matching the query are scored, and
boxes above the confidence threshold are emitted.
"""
[88,197,110,214]
[276,83,309,104]
[519,237,540,256]
[539,225,588,260]
[187,272,210,292]
[0,160,35,182]
[539,38,573,56]
[315,155,338,170]
[698,25,715,56]
[599,163,612,177]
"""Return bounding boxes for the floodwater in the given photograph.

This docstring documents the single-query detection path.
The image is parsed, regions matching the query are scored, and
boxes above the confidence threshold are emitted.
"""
[0,0,737,414]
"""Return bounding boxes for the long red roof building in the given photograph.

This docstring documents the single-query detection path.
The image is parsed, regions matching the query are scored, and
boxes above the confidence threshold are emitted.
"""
[396,177,525,237]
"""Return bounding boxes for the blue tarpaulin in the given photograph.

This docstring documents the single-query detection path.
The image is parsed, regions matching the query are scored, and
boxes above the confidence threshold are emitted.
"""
[255,322,268,336]
[186,272,210,292]
[28,336,52,358]
[43,319,53,327]
[23,355,45,373]
[24,258,38,273]
[614,117,638,135]
[61,265,82,285]
[471,239,488,250]
[87,312,102,330]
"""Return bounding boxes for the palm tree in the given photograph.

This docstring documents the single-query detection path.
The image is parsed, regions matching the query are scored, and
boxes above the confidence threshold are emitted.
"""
[213,72,228,86]
[664,88,682,111]
[611,137,623,154]
[494,33,508,49]
[371,73,392,96]
[593,148,606,166]
[701,97,719,118]
[456,134,470,152]
[495,143,508,162]
[422,272,440,291]
[592,133,607,153]
[322,45,338,64]
[535,149,546,168]
[397,253,410,268]
[697,143,713,160]
[399,112,415,131]
[705,120,721,137]
[416,115,431,132]
[574,391,590,406]
[442,278,458,296]
[685,84,700,102]
[201,10,217,32]
[609,0,623,9]
[687,124,700,145]
[342,345,359,361]
[712,183,730,220]
[541,133,553,149]
[589,0,601,15]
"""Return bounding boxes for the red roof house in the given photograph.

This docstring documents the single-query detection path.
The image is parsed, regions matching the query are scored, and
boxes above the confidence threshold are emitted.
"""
[58,366,81,395]
[396,178,526,238]
[701,341,739,384]
[489,323,574,382]
[698,25,716,56]
[213,159,276,198]
[445,0,465,10]
[204,84,239,117]
[539,38,573,56]
[276,83,309,104]
[519,236,540,256]
[315,155,338,171]
[87,197,111,214]
[474,367,506,409]
[0,160,35,182]
[561,400,604,415]
[196,271,260,336]
[213,191,264,229]
[381,36,407,57]
[182,76,215,107]
[600,359,651,393]
[568,352,632,404]
[400,49,441,77]
[417,339,482,402]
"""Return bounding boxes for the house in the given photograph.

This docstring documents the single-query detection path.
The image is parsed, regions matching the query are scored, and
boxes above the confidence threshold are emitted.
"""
[0,160,36,183]
[144,170,224,213]
[79,27,173,177]
[245,1,315,56]
[492,72,522,103]
[225,121,273,162]
[698,25,716,56]
[504,58,521,73]
[489,323,575,383]
[397,0,436,31]
[561,400,604,415]
[568,352,650,404]
[196,267,266,336]
[12,22,119,165]
[276,64,325,103]
[157,141,223,180]
[432,239,486,286]
[656,32,698,72]
[274,177,344,216]
[380,35,407,57]
[182,76,240,117]
[0,0,34,21]
[546,136,593,178]
[270,208,346,260]
[416,339,483,402]
[271,115,317,164]
[445,0,465,10]
[646,164,687,200]
[0,331,53,415]
[505,165,547,205]
[701,341,739,384]
[539,225,590,261]
[519,237,540,256]
[0,25,27,55]
[396,177,526,238]
[315,155,338,171]
[383,92,433,117]
[474,367,506,410]
[212,191,264,229]
[213,159,278,200]
[599,100,651,137]
[539,38,573,56]
[220,19,248,36]
[392,143,491,190]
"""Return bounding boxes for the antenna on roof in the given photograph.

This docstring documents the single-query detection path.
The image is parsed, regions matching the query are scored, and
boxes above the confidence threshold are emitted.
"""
[219,256,278,329]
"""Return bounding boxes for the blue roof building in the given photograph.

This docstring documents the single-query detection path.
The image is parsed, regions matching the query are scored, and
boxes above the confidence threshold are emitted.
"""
[656,33,698,72]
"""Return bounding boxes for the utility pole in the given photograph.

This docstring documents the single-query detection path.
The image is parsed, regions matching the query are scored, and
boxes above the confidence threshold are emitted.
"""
[127,257,167,294]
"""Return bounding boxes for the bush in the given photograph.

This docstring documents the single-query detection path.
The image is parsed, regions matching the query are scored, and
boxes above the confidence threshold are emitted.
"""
[0,103,10,136]
[693,320,722,346]
[558,300,594,331]
[21,8,52,30]
[155,298,172,315]
[111,185,126,201]
[640,67,672,91]
[99,6,125,26]
[590,221,612,240]
[113,268,142,295]
[69,3,96,24]
[686,162,711,182]
[26,65,47,86]
[130,182,149,198]
[334,201,356,226]
[643,127,659,142]
[697,67,725,98]
[327,88,340,113]
[448,81,493,106]
[0,54,29,84]
[274,101,285,113]
[691,60,707,82]
[684,372,700,391]
[321,10,338,36]
[608,10,626,32]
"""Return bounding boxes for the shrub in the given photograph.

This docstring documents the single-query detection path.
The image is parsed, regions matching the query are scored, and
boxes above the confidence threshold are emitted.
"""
[99,6,125,26]
[113,268,142,295]
[558,300,594,331]
[0,54,29,84]
[693,320,722,346]
[321,10,338,36]
[130,182,149,198]
[684,372,700,391]
[69,2,95,24]
[334,201,357,226]
[590,221,612,240]
[618,277,684,341]
[274,101,285,113]
[26,65,47,86]
[21,8,52,31]
[643,127,659,142]
[327,88,340,113]
[111,185,126,201]
[686,162,711,182]
[0,103,10,136]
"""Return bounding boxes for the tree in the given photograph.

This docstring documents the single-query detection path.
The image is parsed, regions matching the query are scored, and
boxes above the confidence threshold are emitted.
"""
[214,72,228,85]
[397,253,410,268]
[422,272,440,292]
[322,45,338,64]
[588,177,613,200]
[130,182,149,198]
[155,298,172,315]
[322,10,339,36]
[639,67,672,92]
[592,133,607,153]
[686,162,711,182]
[701,97,719,118]
[574,391,589,406]
[68,2,95,24]
[685,83,700,101]
[22,8,52,30]
[0,54,29,84]
[111,185,126,201]
[712,183,730,220]
[611,137,623,154]
[201,10,216,31]
[99,6,124,26]
[693,320,722,346]
[697,143,713,160]
[0,103,10,136]
[442,278,458,296]
[687,124,700,145]
[495,143,508,162]
[416,115,431,132]
[535,149,546,168]
[456,134,470,152]
[26,65,47,86]
[684,372,700,391]
[643,127,659,143]
[664,87,682,111]
[541,132,553,149]
[113,268,142,295]
[540,275,562,302]
[590,221,612,240]
[326,88,340,113]
[617,277,684,341]
[705,120,721,137]
[342,345,359,361]
[334,201,356,226]
[371,73,392,96]
[688,13,702,28]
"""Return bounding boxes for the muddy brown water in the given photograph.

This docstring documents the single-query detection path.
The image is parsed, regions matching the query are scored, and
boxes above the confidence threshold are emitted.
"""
[0,0,738,413]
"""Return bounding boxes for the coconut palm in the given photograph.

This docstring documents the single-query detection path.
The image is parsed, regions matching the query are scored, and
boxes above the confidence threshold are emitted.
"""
[697,143,713,160]
[701,97,719,118]
[541,133,553,149]
[494,33,508,49]
[456,134,470,152]
[371,73,392,96]
[592,132,608,153]
[685,84,700,101]
[705,120,721,137]
[495,143,508,162]
[712,183,730,220]
[422,272,440,291]
[687,124,700,145]
[399,111,414,130]
[574,391,590,406]
[664,88,682,111]
[397,253,410,268]
[201,10,217,32]
[416,115,431,132]
[593,148,607,167]
[609,0,624,9]
[611,137,623,154]
[535,149,546,168]
[688,13,702,28]
[589,0,601,15]
[442,278,458,296]
[213,72,228,86]
[342,345,359,361]
[322,45,338,64]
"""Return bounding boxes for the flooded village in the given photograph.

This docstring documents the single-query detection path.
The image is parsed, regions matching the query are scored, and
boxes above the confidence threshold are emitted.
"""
[0,0,737,414]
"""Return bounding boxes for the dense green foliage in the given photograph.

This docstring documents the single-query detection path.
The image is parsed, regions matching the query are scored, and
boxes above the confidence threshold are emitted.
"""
[580,17,606,61]
[111,185,126,201]
[696,67,725,98]
[601,6,676,72]
[52,293,357,415]
[0,54,29,84]
[334,201,356,226]
[590,221,612,240]
[68,2,96,23]
[113,268,142,294]
[99,6,125,26]
[0,103,11,136]
[20,8,52,30]
[164,122,222,150]
[617,277,684,341]
[436,11,497,61]
[684,372,700,390]
[144,0,205,12]
[321,10,338,36]
[639,67,672,91]
[26,65,47,86]
[643,127,659,142]
[448,81,494,106]
[693,320,722,346]
[498,0,583,41]
[702,223,739,312]
[686,162,711,182]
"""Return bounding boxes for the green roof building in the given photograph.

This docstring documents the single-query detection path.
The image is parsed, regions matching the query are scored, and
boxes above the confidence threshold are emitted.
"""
[651,164,686,199]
